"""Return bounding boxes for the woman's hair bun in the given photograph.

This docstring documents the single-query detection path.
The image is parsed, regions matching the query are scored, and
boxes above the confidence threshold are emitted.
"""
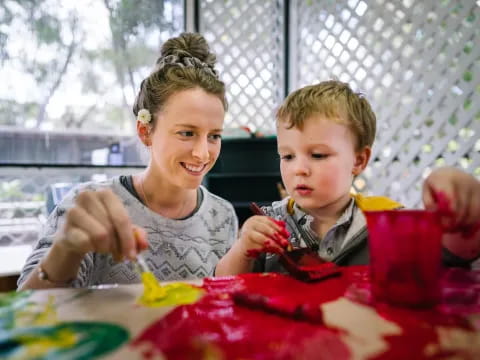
[159,32,216,66]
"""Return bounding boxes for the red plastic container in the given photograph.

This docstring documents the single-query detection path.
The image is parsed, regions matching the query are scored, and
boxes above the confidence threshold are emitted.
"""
[365,210,443,307]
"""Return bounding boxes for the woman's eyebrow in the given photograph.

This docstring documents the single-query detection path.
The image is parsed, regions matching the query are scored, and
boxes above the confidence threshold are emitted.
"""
[174,124,197,129]
[174,124,223,132]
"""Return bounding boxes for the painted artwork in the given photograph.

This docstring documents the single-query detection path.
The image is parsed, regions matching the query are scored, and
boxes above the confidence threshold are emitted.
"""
[0,290,129,359]
[2,266,480,359]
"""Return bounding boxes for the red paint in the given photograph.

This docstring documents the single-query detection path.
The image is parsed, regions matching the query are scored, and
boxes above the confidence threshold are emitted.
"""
[132,272,351,359]
[365,210,443,307]
[278,250,342,282]
[133,267,480,359]
[431,190,480,236]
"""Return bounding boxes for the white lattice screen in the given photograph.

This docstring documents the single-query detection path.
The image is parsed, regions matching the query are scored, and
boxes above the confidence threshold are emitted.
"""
[292,0,480,207]
[199,0,285,134]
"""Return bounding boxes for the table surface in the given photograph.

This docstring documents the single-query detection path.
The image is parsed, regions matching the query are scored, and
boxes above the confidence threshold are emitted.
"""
[1,266,480,360]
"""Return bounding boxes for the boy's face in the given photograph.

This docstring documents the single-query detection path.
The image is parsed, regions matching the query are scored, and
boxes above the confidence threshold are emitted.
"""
[277,115,369,215]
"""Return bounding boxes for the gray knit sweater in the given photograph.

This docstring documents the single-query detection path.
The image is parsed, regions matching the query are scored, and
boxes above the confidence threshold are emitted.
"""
[17,177,238,288]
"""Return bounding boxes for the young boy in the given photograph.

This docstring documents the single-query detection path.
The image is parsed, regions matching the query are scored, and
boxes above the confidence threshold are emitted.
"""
[215,80,480,275]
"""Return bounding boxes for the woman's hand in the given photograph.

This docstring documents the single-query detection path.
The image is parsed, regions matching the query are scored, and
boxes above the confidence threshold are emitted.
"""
[237,215,290,258]
[57,189,148,261]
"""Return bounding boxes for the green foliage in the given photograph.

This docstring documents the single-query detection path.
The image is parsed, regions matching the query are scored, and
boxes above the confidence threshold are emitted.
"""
[424,117,434,127]
[0,180,24,201]
[1,0,178,131]
[466,12,476,23]
[463,71,473,82]
[448,114,458,126]
[463,42,473,54]
[0,100,39,126]
[34,14,62,45]
[464,98,472,110]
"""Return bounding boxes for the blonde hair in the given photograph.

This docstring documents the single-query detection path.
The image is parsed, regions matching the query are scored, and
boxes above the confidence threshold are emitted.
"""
[133,32,227,128]
[276,80,376,150]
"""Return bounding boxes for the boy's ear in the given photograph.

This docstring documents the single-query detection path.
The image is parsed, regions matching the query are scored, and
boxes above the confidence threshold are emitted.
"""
[137,121,151,146]
[352,146,371,176]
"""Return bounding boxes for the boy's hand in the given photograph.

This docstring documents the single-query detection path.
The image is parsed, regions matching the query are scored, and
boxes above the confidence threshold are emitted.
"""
[422,167,480,260]
[237,216,290,258]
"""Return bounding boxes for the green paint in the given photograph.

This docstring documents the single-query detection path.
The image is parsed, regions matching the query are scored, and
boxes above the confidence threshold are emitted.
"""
[0,322,129,360]
[0,291,31,308]
[0,290,129,359]
[0,291,32,331]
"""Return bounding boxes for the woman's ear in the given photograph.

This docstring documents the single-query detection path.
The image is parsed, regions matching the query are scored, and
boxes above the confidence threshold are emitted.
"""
[137,121,151,147]
[352,146,371,176]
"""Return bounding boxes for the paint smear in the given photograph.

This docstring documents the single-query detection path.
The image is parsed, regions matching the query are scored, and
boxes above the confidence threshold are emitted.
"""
[0,322,129,360]
[16,295,58,327]
[0,290,129,360]
[133,267,480,359]
[138,271,204,307]
[0,291,31,331]
[132,272,351,359]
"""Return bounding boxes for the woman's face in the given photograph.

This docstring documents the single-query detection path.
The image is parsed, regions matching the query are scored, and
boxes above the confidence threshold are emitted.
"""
[147,88,224,190]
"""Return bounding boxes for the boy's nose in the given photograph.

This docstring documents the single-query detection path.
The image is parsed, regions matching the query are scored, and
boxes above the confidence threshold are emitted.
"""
[192,138,210,162]
[293,159,311,176]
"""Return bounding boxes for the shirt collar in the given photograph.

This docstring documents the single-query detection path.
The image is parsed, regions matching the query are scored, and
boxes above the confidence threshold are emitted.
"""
[291,197,356,229]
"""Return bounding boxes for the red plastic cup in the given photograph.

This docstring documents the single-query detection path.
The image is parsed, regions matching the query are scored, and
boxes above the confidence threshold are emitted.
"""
[365,210,443,307]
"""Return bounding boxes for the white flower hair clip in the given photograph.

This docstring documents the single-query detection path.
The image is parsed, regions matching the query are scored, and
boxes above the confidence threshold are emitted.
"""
[137,109,151,124]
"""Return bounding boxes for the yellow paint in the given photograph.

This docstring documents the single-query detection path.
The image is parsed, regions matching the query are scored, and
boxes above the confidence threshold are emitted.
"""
[15,296,58,329]
[140,272,167,303]
[32,296,58,326]
[139,271,203,307]
[17,328,77,358]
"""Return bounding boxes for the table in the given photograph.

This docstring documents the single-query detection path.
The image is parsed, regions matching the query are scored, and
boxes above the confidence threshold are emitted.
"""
[1,266,479,359]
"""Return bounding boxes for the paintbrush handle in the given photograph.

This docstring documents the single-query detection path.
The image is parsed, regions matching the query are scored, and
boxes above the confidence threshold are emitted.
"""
[135,252,151,274]
[249,202,265,216]
[249,202,293,252]
[132,228,152,274]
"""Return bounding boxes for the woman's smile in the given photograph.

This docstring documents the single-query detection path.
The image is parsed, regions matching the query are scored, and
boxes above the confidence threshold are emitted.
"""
[181,162,208,176]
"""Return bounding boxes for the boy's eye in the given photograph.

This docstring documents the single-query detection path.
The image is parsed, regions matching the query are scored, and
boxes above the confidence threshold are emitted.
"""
[280,154,293,160]
[178,131,195,137]
[208,134,222,141]
[312,153,328,159]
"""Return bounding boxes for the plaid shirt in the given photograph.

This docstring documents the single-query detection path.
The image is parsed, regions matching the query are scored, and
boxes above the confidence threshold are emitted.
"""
[254,196,370,273]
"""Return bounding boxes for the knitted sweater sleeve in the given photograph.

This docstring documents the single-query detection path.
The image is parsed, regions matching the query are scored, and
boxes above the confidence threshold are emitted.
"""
[17,183,99,288]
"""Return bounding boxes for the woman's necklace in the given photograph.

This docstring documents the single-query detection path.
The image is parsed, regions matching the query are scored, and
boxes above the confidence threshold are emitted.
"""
[139,175,151,209]
[139,175,195,219]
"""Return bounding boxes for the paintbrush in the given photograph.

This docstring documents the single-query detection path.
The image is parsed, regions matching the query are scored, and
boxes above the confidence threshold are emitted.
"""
[132,229,153,275]
[135,252,151,274]
[232,291,324,324]
[249,202,342,282]
[249,202,293,251]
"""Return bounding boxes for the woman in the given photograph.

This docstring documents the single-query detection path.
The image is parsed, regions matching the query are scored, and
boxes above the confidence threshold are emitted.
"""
[18,33,238,289]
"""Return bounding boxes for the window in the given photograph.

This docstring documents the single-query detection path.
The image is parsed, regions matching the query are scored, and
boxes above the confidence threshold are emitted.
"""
[0,0,184,165]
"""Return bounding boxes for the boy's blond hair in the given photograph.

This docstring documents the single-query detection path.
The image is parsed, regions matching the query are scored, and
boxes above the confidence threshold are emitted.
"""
[276,80,376,150]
